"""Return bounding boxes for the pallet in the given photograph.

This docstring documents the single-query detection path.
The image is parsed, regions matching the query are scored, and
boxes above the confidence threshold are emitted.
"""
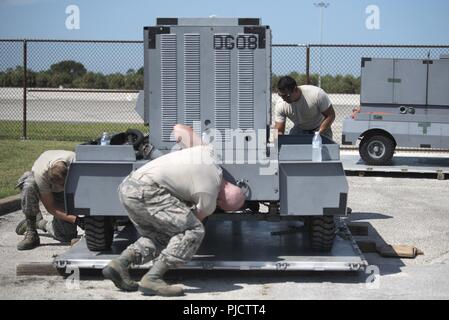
[342,154,449,179]
[54,218,368,273]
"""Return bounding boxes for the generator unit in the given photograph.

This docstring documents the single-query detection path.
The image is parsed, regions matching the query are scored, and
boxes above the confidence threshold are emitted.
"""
[65,18,349,255]
[342,56,449,165]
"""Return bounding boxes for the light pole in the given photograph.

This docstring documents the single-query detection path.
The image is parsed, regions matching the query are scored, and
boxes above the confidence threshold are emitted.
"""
[314,2,330,88]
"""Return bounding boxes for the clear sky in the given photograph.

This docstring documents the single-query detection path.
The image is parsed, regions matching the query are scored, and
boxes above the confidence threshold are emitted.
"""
[0,0,448,44]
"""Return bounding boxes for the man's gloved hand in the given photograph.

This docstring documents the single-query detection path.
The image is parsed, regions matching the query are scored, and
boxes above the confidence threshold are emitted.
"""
[74,216,85,230]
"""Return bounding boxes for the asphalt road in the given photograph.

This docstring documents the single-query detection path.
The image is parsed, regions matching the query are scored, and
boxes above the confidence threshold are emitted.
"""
[0,89,357,145]
[0,99,142,124]
[1,173,449,300]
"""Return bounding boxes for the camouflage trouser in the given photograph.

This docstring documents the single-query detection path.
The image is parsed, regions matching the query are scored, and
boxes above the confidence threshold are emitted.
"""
[290,125,334,141]
[17,171,77,242]
[118,176,205,269]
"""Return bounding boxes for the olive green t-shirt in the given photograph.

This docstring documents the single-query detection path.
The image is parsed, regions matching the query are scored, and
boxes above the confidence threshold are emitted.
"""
[275,85,332,130]
[131,145,223,217]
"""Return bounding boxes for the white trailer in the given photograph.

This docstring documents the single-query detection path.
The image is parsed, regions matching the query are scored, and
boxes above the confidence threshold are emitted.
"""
[342,56,449,165]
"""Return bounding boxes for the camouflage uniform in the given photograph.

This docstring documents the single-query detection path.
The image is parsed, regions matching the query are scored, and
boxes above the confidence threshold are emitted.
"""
[17,171,77,242]
[118,176,205,268]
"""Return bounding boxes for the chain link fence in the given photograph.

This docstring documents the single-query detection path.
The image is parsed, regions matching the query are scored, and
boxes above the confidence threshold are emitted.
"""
[0,40,145,141]
[1,40,449,144]
[0,40,26,139]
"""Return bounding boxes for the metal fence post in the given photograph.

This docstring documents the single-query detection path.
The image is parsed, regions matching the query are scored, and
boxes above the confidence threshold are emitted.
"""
[306,45,311,85]
[22,39,27,140]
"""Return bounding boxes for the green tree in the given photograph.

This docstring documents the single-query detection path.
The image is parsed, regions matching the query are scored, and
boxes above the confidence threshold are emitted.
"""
[353,76,361,94]
[8,66,24,87]
[72,72,108,89]
[35,71,51,87]
[0,68,13,86]
[75,72,95,88]
[49,60,87,79]
[272,72,360,94]
[321,74,336,93]
[271,74,280,92]
[93,73,108,89]
[344,75,361,94]
[50,72,72,88]
[136,67,144,75]
[26,70,36,87]
[47,60,87,88]
[107,73,126,89]
[308,74,319,86]
[125,72,143,90]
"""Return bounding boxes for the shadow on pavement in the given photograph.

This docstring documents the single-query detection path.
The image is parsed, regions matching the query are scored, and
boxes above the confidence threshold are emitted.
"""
[347,211,406,277]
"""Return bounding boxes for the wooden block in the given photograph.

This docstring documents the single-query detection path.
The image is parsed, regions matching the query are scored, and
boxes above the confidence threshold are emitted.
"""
[16,262,61,276]
[376,245,424,259]
[71,238,81,246]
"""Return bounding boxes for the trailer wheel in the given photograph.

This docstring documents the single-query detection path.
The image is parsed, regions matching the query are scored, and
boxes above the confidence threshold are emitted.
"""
[359,135,395,165]
[84,216,114,251]
[307,216,336,252]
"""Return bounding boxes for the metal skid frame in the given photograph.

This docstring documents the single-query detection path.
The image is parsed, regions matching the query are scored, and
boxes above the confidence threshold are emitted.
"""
[342,154,449,179]
[54,215,367,273]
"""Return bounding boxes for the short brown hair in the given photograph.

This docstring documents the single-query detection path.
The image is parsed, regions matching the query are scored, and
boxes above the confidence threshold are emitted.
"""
[49,161,68,185]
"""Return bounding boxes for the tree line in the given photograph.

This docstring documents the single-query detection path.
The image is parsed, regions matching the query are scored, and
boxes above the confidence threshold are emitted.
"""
[0,60,361,94]
[271,72,361,94]
[0,60,143,90]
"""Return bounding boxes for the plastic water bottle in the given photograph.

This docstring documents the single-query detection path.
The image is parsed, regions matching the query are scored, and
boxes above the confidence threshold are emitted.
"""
[202,129,212,144]
[100,132,110,146]
[312,131,322,162]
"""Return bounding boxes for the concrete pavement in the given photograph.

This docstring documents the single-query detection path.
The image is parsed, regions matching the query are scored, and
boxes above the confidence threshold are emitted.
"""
[1,174,448,300]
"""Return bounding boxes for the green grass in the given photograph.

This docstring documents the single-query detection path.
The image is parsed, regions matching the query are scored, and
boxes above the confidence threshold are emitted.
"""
[0,139,82,198]
[0,121,149,198]
[0,121,147,141]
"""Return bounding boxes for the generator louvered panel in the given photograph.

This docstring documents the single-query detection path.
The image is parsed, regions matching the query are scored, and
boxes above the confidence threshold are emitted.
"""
[238,47,254,129]
[184,34,201,127]
[161,34,177,141]
[214,47,231,141]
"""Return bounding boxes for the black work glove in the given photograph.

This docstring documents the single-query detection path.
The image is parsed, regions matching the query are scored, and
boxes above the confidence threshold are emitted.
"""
[74,216,85,230]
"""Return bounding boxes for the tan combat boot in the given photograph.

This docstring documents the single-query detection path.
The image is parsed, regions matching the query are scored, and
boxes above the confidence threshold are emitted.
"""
[17,218,40,250]
[139,260,184,297]
[102,249,139,292]
[16,212,47,235]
